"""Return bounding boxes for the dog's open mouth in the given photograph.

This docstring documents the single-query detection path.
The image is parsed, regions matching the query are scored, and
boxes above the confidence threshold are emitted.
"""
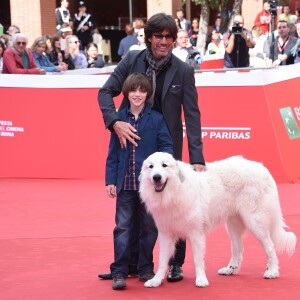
[154,180,168,192]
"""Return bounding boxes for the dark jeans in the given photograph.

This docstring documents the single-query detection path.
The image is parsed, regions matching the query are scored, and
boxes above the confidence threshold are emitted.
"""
[110,190,158,278]
[169,239,186,267]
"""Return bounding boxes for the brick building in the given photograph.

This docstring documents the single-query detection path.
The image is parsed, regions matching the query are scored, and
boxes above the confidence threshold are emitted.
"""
[1,0,300,51]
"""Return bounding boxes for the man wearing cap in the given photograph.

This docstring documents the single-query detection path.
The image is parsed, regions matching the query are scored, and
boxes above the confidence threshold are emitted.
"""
[74,1,96,50]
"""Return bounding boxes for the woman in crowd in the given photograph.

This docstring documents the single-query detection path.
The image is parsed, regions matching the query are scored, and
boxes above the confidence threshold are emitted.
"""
[31,36,68,72]
[249,25,267,68]
[188,18,199,47]
[129,28,146,51]
[44,34,53,56]
[48,34,75,70]
[65,35,88,68]
[206,30,225,55]
[86,42,105,68]
[92,28,103,54]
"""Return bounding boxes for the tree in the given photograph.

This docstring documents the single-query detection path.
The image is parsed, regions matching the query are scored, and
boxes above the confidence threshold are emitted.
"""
[196,1,210,54]
[184,0,243,53]
[220,0,231,33]
[189,0,219,53]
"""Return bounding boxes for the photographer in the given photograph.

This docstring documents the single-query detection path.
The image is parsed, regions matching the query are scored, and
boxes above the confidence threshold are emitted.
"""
[224,15,255,68]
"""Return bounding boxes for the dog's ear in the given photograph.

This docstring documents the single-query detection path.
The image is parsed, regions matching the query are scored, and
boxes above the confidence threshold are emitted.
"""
[176,161,185,182]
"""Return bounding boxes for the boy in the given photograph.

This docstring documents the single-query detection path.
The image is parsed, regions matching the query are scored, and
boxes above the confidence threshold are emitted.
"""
[105,73,173,290]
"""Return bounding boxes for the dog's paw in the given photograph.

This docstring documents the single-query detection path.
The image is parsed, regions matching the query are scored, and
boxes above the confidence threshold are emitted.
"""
[218,266,238,276]
[263,269,279,279]
[195,276,209,288]
[144,277,163,288]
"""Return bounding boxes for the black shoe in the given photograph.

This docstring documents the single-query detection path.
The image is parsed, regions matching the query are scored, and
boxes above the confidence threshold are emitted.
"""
[112,276,126,290]
[167,265,183,282]
[128,265,138,278]
[98,272,113,280]
[98,267,138,280]
[139,272,155,282]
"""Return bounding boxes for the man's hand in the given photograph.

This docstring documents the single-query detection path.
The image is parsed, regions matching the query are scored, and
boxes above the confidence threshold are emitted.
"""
[106,185,116,198]
[113,121,141,148]
[36,68,46,75]
[193,164,207,172]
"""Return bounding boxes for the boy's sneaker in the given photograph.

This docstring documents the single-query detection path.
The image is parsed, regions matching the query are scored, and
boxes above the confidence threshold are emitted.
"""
[112,276,126,290]
[139,272,155,282]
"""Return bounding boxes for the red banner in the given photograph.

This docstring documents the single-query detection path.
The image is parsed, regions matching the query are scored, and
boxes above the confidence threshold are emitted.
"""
[1,66,300,182]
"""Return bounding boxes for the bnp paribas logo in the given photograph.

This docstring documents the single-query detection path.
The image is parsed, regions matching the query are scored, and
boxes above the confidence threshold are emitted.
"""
[279,107,300,140]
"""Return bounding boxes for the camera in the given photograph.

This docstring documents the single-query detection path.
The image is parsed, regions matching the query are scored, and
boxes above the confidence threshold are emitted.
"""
[188,50,202,64]
[232,21,243,35]
[268,0,277,17]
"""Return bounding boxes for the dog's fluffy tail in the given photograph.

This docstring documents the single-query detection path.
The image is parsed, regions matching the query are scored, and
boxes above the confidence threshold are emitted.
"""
[272,219,297,257]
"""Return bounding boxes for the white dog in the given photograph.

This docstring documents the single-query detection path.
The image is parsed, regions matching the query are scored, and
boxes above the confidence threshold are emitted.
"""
[139,152,297,288]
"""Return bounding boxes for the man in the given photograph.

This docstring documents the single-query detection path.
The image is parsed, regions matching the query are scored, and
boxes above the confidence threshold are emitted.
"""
[265,20,297,66]
[254,1,272,34]
[176,8,191,32]
[2,33,46,74]
[223,14,255,68]
[0,24,20,47]
[74,1,96,50]
[278,5,293,24]
[118,23,138,59]
[172,29,202,70]
[98,13,206,283]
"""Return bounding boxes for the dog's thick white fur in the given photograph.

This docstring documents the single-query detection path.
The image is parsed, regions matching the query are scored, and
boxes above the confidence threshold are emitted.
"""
[139,152,297,288]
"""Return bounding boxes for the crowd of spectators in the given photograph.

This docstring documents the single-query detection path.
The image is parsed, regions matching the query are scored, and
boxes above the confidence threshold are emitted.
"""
[1,1,300,74]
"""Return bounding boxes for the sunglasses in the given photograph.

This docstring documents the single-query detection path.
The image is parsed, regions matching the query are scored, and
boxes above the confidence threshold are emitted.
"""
[16,42,27,45]
[153,34,173,41]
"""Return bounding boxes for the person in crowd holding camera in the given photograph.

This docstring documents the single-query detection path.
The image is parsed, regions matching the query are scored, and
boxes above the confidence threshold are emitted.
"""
[223,14,255,68]
[172,29,202,70]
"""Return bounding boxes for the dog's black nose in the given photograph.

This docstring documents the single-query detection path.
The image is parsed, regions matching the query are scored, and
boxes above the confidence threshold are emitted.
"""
[153,174,162,182]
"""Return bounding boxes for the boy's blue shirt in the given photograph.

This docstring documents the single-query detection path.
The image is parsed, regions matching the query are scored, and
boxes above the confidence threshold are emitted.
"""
[105,104,174,193]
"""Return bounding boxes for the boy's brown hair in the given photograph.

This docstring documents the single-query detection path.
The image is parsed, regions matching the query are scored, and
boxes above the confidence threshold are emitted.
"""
[122,73,152,100]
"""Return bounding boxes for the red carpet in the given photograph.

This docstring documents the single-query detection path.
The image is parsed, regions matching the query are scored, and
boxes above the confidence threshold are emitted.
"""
[0,178,299,300]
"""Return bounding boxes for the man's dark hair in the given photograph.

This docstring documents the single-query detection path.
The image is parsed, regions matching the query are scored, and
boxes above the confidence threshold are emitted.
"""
[144,13,178,48]
[125,23,134,35]
[277,20,288,27]
[122,73,152,100]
